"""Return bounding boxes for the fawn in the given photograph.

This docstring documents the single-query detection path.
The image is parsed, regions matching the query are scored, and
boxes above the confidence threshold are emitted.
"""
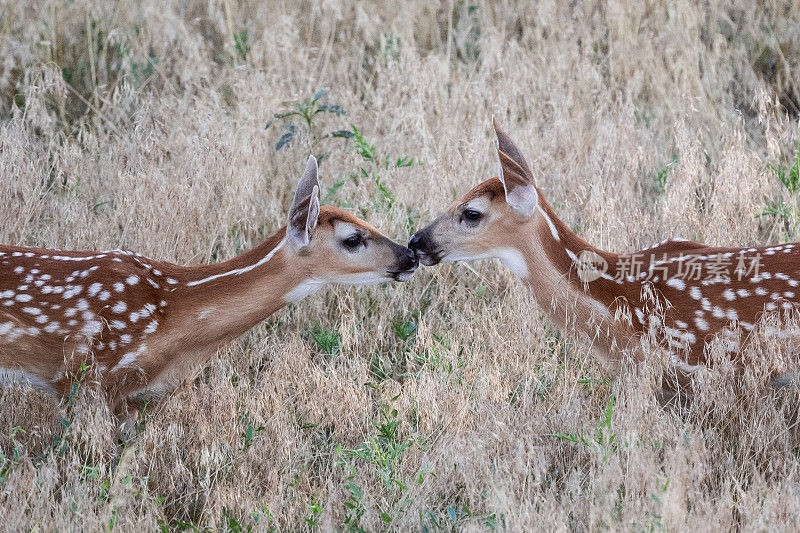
[410,118,799,388]
[0,156,418,425]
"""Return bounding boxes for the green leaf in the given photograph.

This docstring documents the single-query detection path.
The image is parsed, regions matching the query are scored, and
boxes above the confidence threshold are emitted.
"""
[275,125,296,150]
[380,512,392,523]
[330,129,355,139]
[313,87,330,102]
[317,104,346,115]
[323,180,345,203]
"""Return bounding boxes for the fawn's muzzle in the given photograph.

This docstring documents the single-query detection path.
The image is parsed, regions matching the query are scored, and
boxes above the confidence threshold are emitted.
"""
[389,247,419,281]
[408,230,441,266]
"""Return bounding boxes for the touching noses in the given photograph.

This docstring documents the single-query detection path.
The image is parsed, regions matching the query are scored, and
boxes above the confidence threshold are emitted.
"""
[408,232,425,252]
[402,247,419,270]
[408,229,440,266]
[390,246,419,281]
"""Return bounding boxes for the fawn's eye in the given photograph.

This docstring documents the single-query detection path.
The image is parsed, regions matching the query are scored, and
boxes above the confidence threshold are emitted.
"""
[462,209,482,222]
[342,234,362,249]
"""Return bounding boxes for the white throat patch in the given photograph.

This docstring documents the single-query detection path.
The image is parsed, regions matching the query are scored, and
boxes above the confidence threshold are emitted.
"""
[441,248,528,279]
[285,279,326,303]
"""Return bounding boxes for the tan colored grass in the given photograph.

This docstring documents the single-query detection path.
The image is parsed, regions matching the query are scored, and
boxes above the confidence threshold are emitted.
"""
[2,0,800,530]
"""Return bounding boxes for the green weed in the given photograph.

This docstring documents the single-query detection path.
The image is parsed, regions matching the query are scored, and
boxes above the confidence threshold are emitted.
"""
[655,156,678,194]
[759,141,800,237]
[546,394,620,462]
[309,323,341,360]
[266,88,353,154]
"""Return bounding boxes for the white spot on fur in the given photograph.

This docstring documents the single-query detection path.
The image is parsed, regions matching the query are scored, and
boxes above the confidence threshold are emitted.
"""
[666,278,686,290]
[82,320,102,336]
[722,289,736,301]
[88,283,102,297]
[62,286,82,299]
[114,345,147,371]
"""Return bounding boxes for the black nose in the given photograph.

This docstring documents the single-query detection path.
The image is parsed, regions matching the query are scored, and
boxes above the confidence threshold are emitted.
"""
[403,247,419,270]
[409,232,424,252]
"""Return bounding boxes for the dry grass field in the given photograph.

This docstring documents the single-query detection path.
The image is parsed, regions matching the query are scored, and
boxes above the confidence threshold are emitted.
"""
[3,0,800,530]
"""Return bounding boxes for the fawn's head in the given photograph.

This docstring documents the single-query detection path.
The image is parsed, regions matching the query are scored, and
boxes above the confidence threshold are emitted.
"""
[286,156,418,284]
[409,118,541,277]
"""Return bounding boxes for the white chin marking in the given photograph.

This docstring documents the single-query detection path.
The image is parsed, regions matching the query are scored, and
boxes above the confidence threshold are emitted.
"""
[442,248,528,278]
[394,271,414,282]
[330,272,391,286]
[285,279,325,303]
[285,273,392,303]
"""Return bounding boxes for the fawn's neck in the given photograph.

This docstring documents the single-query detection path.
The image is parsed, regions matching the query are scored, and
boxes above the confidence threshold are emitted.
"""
[165,227,315,348]
[514,197,632,352]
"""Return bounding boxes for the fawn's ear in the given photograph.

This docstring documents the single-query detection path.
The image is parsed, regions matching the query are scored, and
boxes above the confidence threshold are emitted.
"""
[492,116,538,217]
[287,156,321,251]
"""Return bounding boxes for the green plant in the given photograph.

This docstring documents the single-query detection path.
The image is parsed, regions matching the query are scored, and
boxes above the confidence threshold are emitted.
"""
[655,156,678,194]
[392,314,418,343]
[304,499,323,527]
[309,323,341,359]
[334,390,431,531]
[266,88,353,153]
[233,29,250,61]
[342,393,414,492]
[546,394,620,462]
[770,142,800,194]
[0,426,26,484]
[347,125,416,212]
[760,141,800,237]
[341,477,367,531]
[413,333,466,380]
[451,2,481,63]
[238,405,265,451]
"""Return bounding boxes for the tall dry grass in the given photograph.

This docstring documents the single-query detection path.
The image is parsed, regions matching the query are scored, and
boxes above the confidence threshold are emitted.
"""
[2,0,800,530]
